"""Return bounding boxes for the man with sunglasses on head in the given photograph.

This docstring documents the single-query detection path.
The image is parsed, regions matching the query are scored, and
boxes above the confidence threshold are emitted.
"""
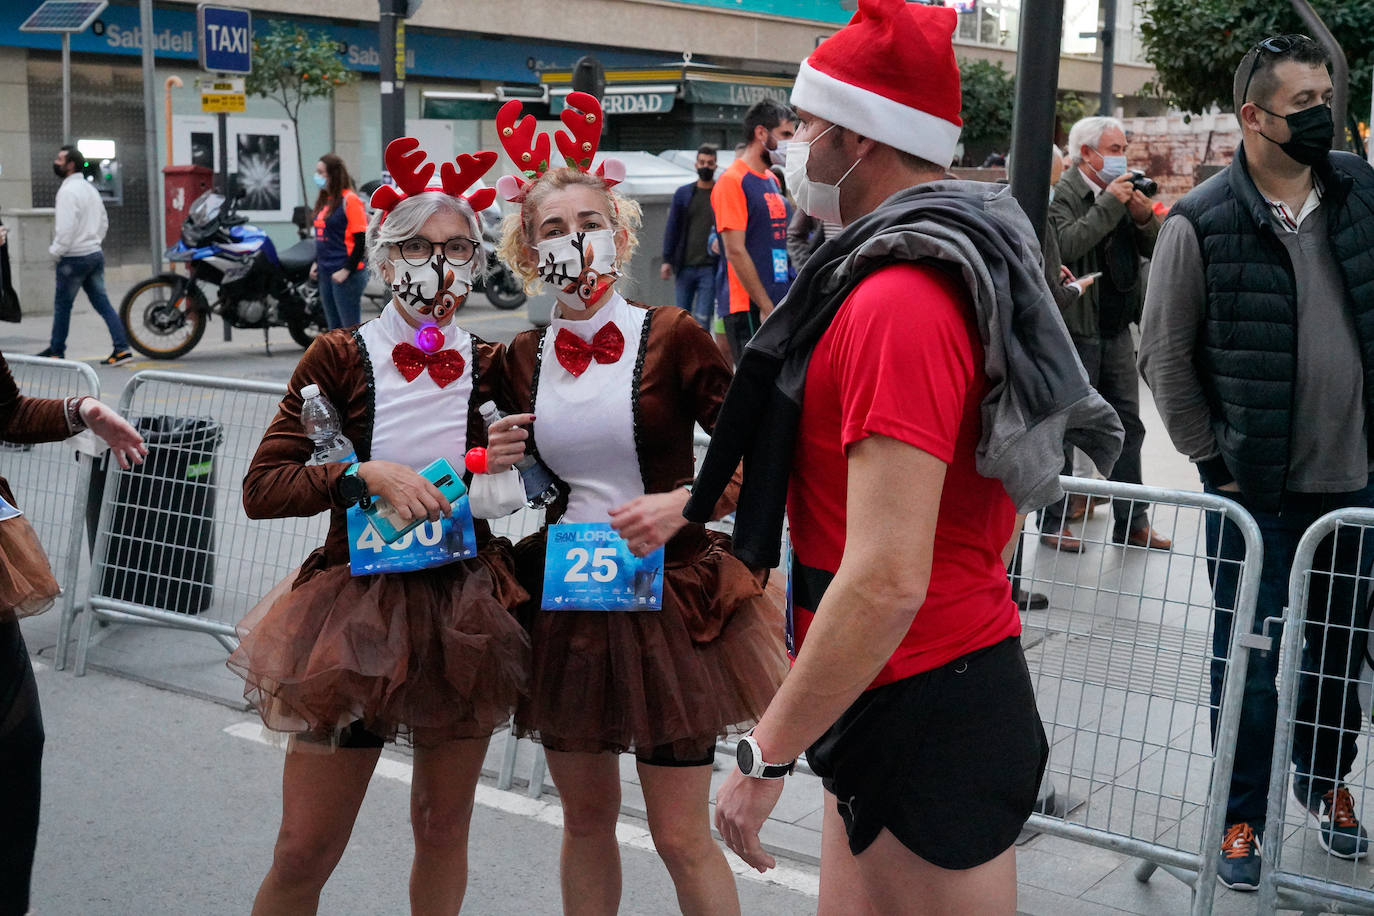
[1140,34,1374,891]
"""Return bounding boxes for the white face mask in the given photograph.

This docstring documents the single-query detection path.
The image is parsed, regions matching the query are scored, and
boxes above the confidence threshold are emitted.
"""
[534,229,619,312]
[783,125,862,225]
[388,254,473,324]
[769,140,789,168]
[1096,154,1128,183]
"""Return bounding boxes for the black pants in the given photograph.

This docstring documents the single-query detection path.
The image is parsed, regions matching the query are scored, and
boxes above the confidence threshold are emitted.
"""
[0,619,43,916]
[723,305,761,367]
[1040,328,1147,532]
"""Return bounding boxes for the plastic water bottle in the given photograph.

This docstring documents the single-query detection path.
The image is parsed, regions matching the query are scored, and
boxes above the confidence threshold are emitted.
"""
[300,384,357,466]
[477,401,560,509]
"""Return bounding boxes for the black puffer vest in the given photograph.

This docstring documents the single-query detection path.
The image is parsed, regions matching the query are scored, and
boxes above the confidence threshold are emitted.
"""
[1170,144,1374,512]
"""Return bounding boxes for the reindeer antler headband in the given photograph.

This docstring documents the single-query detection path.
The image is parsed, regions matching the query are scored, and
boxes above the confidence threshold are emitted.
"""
[495,91,626,204]
[369,136,499,220]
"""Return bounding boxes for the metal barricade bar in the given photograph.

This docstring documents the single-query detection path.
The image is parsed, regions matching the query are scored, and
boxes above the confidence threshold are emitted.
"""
[1260,507,1374,914]
[2,352,101,670]
[1015,476,1263,916]
[78,370,328,675]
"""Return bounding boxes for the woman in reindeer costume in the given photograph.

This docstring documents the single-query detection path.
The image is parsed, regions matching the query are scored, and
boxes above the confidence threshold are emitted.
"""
[229,139,529,915]
[488,92,787,916]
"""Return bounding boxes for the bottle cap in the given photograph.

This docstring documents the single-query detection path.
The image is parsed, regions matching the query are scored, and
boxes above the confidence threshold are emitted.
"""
[478,400,500,422]
[301,384,320,399]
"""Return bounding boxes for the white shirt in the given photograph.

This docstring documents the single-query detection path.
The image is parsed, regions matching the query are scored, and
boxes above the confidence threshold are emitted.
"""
[1264,182,1323,233]
[360,304,474,469]
[535,293,647,523]
[49,173,108,258]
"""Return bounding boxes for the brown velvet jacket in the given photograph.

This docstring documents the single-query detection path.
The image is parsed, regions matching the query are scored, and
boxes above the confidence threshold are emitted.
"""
[241,328,504,571]
[0,354,71,507]
[500,304,738,525]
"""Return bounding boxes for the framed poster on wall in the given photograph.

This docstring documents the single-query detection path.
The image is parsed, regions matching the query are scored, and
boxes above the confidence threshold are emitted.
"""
[171,116,300,223]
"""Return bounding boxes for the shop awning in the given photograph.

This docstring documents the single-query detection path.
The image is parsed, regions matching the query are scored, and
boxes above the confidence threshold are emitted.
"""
[681,75,793,107]
[549,85,677,116]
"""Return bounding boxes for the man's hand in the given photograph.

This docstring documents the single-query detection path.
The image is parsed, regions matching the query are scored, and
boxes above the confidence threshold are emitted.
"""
[1127,189,1154,225]
[0,226,9,247]
[309,262,318,281]
[1104,172,1136,205]
[714,769,784,872]
[659,263,672,281]
[484,412,534,474]
[78,399,147,469]
[608,489,689,556]
[331,267,350,285]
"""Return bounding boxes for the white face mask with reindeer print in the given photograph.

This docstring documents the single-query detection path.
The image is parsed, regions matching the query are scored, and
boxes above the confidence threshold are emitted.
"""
[534,229,619,313]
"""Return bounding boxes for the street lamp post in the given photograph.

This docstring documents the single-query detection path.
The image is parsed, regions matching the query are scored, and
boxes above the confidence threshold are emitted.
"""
[378,0,411,162]
[1008,0,1067,245]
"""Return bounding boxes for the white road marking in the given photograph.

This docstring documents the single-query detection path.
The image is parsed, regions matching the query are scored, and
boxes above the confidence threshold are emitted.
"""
[224,721,819,898]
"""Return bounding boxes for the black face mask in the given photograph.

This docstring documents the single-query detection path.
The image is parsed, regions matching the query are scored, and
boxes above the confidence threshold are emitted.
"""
[697,166,715,182]
[52,162,68,179]
[1257,102,1333,167]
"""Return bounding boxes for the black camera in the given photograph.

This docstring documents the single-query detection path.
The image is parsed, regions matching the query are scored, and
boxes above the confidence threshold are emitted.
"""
[1127,169,1158,198]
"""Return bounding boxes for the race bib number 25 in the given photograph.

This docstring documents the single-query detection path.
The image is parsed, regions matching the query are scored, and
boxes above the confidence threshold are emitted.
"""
[542,522,664,611]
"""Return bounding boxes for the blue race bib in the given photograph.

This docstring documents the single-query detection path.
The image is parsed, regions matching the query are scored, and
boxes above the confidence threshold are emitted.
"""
[541,522,664,611]
[347,494,477,576]
[784,547,795,656]
[772,248,789,283]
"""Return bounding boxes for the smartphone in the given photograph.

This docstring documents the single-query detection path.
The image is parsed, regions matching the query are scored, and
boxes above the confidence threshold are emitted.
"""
[365,457,468,544]
[1069,271,1102,286]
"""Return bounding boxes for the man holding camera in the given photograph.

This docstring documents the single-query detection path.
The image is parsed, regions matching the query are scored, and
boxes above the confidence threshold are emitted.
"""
[1041,116,1170,552]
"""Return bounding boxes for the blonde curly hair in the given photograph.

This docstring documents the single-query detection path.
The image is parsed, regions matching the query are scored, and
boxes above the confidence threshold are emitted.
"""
[497,168,643,295]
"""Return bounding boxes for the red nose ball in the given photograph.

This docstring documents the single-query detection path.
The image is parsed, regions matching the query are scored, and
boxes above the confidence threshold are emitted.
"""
[464,447,488,475]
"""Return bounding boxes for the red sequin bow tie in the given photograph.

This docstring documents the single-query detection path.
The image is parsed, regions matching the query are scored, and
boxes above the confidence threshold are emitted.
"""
[554,323,624,377]
[391,342,465,388]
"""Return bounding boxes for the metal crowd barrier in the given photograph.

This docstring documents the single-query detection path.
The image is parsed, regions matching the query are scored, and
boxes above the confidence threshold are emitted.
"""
[1015,476,1263,916]
[2,353,100,669]
[76,371,328,675]
[1260,507,1374,914]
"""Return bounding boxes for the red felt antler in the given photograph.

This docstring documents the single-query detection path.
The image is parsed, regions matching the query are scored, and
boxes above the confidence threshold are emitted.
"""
[496,100,552,181]
[555,91,604,171]
[441,151,498,213]
[370,137,435,213]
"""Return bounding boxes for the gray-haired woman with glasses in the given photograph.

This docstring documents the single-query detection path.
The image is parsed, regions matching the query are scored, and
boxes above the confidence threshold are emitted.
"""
[230,139,529,914]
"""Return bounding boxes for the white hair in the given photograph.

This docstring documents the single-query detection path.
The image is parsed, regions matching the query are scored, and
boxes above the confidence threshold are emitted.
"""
[365,191,488,280]
[1067,116,1126,164]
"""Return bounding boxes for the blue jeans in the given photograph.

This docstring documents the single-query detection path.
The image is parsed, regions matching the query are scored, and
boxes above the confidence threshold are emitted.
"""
[674,263,716,330]
[318,268,367,330]
[51,252,128,354]
[1206,482,1374,826]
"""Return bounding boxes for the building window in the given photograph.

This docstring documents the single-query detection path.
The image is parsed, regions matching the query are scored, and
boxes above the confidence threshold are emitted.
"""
[953,0,1020,50]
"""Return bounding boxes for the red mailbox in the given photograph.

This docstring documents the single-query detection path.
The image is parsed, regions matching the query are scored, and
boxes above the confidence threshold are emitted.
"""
[162,165,214,249]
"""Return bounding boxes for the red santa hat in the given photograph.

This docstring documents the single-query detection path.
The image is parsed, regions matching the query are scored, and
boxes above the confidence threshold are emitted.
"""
[791,0,963,167]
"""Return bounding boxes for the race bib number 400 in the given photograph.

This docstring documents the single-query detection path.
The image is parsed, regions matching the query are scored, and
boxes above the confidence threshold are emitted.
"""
[542,522,664,611]
[347,495,477,576]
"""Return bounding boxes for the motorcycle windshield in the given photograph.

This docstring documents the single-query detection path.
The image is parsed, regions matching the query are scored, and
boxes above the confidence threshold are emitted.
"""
[186,190,225,230]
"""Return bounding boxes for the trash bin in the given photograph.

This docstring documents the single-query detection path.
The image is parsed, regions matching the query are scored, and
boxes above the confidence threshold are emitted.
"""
[92,416,224,615]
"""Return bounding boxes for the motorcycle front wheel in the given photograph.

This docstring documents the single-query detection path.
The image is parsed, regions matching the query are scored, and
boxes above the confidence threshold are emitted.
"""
[485,268,527,310]
[119,276,209,359]
[286,283,327,349]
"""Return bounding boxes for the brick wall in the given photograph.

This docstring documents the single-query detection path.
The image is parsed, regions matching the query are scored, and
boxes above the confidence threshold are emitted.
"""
[1122,112,1241,204]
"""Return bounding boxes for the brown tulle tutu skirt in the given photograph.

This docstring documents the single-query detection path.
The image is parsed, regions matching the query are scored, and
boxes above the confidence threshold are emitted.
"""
[0,515,60,624]
[513,525,788,758]
[227,541,531,747]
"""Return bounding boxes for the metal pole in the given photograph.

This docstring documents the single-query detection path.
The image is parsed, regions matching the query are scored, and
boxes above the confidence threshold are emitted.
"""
[1097,0,1116,116]
[1288,0,1348,151]
[217,112,228,196]
[139,0,161,272]
[378,0,407,162]
[1008,0,1066,244]
[61,32,71,143]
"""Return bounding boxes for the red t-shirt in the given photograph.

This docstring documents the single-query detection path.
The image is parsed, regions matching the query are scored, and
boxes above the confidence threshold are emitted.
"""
[786,261,1020,689]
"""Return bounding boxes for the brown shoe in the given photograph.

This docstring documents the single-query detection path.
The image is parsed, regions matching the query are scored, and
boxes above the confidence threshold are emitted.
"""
[1040,525,1084,553]
[1065,494,1103,522]
[1115,525,1172,551]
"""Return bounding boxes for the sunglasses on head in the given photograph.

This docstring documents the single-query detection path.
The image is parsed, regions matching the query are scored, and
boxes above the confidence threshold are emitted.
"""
[1240,34,1315,107]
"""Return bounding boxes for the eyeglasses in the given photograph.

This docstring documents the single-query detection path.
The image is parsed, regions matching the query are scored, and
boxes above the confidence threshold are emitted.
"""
[394,236,478,267]
[1239,34,1314,107]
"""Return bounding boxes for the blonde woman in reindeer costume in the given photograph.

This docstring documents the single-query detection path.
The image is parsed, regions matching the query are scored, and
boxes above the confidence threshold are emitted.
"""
[229,139,530,915]
[488,92,787,916]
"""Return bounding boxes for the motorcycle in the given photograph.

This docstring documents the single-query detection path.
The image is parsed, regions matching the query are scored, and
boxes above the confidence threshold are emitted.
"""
[119,188,326,359]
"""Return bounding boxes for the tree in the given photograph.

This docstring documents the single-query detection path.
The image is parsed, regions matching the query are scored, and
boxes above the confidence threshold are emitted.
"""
[244,22,359,205]
[1140,0,1374,127]
[960,58,1016,153]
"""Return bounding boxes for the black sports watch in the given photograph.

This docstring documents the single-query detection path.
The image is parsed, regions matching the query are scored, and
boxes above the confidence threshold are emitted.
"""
[736,731,795,779]
[339,462,371,508]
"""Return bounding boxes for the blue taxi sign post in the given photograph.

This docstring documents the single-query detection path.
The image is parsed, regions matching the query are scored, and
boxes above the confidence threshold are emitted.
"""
[196,4,251,194]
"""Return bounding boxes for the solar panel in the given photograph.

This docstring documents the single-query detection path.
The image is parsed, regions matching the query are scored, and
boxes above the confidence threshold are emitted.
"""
[19,0,108,33]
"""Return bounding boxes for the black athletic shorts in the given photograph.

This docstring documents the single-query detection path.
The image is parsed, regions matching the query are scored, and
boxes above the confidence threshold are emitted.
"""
[807,636,1048,870]
[636,741,716,768]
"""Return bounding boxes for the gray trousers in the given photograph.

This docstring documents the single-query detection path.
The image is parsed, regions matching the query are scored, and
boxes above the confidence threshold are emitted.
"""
[1041,328,1147,532]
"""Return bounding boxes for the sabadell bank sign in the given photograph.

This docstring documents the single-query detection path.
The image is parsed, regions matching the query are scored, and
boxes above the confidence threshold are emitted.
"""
[95,21,196,54]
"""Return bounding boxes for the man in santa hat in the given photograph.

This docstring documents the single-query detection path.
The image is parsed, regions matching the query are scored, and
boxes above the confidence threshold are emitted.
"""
[694,0,1123,910]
